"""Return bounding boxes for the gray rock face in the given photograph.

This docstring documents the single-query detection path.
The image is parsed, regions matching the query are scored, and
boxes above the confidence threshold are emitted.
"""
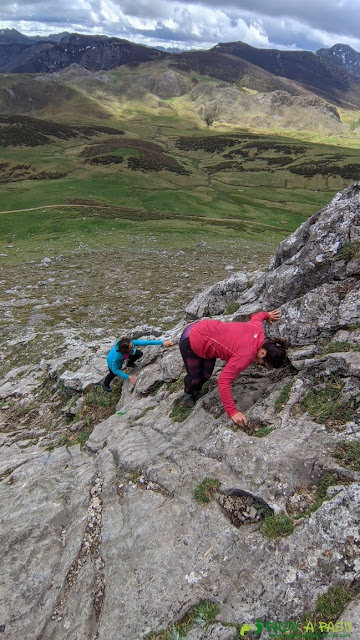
[185,272,256,319]
[0,184,359,640]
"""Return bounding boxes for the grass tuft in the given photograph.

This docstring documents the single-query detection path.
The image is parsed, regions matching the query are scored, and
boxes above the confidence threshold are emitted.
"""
[324,340,360,353]
[192,600,219,628]
[194,477,221,504]
[170,405,193,422]
[77,430,92,446]
[300,377,355,426]
[146,599,219,639]
[263,512,294,539]
[333,440,360,471]
[272,586,354,640]
[275,382,293,412]
[253,426,275,438]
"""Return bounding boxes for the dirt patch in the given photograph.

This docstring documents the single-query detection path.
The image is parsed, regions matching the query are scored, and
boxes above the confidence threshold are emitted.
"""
[231,418,274,438]
[286,486,318,517]
[216,490,271,527]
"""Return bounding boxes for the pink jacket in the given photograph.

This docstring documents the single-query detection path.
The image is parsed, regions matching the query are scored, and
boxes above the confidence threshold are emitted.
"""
[189,312,269,417]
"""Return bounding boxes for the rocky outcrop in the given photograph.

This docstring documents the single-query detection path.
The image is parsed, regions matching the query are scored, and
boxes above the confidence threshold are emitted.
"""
[0,185,359,639]
[186,83,346,133]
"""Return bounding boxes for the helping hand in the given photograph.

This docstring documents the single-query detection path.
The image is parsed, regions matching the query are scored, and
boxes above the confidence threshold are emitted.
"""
[129,375,136,385]
[267,308,281,325]
[163,340,174,347]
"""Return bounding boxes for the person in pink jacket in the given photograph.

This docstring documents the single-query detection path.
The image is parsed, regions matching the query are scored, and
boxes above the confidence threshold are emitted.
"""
[179,309,287,426]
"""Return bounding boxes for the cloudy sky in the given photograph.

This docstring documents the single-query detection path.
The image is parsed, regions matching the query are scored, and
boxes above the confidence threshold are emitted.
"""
[1,0,360,52]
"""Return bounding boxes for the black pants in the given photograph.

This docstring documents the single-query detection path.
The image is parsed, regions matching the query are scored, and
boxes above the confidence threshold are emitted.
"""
[179,337,216,395]
[104,350,143,386]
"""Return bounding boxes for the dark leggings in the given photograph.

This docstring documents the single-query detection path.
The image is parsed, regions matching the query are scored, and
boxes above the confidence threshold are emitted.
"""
[103,350,143,386]
[180,327,216,394]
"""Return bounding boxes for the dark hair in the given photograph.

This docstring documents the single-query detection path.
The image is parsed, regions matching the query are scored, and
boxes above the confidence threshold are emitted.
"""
[262,338,288,368]
[116,336,132,354]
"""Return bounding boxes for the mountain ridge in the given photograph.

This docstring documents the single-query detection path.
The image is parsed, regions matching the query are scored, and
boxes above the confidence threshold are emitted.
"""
[0,31,360,110]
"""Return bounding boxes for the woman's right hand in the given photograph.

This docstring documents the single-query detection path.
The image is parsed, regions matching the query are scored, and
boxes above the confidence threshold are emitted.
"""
[268,309,281,324]
[129,375,136,385]
[231,411,248,427]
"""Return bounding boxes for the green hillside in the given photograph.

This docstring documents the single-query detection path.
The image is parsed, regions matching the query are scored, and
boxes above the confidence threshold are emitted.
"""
[1,110,359,337]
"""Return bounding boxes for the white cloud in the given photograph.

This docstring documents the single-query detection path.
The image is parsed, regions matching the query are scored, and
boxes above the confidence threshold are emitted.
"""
[1,0,360,52]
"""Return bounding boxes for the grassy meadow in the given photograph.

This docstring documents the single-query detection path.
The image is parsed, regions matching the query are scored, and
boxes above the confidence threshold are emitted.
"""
[1,110,360,357]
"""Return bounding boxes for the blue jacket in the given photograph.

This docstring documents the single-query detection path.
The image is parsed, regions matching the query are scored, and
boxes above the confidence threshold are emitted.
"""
[106,339,163,380]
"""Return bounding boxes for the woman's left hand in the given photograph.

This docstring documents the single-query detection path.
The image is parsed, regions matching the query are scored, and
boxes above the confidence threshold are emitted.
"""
[163,340,174,347]
[231,412,248,427]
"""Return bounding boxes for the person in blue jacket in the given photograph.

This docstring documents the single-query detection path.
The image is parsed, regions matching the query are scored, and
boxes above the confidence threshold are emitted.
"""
[102,335,173,391]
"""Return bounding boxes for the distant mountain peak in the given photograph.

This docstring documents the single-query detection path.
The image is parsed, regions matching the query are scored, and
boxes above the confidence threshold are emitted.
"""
[317,42,360,77]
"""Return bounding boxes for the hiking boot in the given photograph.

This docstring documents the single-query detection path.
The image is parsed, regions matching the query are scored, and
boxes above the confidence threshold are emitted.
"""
[101,382,112,392]
[181,393,195,408]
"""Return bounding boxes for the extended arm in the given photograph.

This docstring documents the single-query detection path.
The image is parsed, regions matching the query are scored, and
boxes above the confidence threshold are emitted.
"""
[250,309,281,325]
[132,339,174,347]
[217,356,253,424]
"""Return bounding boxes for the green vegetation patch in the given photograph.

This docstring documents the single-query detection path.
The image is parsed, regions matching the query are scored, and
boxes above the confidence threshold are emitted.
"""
[80,137,165,157]
[333,440,360,471]
[138,406,157,419]
[75,380,124,430]
[170,405,193,422]
[253,426,275,438]
[335,241,360,261]
[275,382,293,412]
[289,473,352,520]
[300,377,355,427]
[166,378,184,393]
[263,512,294,539]
[128,150,189,174]
[175,135,240,153]
[324,340,360,354]
[194,477,221,504]
[146,599,219,639]
[0,114,123,147]
[77,430,92,446]
[271,586,355,640]
[224,302,240,315]
[84,155,124,166]
[289,161,360,179]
